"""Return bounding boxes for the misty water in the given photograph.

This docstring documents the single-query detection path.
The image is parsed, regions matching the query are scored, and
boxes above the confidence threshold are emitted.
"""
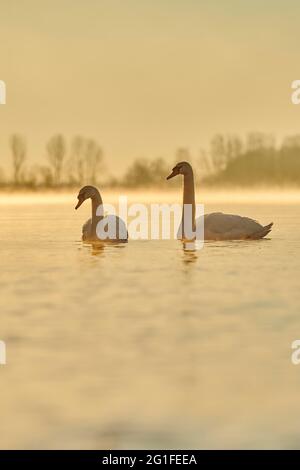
[1,193,300,449]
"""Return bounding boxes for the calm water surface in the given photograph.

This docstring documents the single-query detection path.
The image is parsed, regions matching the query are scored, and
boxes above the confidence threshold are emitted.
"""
[1,195,300,449]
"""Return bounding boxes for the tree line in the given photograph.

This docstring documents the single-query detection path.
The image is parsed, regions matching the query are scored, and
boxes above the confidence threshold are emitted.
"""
[5,134,104,188]
[1,132,300,189]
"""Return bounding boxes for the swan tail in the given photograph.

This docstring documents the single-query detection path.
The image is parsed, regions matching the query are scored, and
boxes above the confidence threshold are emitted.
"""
[247,222,273,240]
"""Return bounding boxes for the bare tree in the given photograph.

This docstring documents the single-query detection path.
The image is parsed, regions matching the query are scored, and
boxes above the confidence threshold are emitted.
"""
[225,135,243,162]
[84,139,104,185]
[123,157,168,187]
[123,159,153,187]
[198,148,211,177]
[149,158,168,184]
[68,136,84,185]
[210,134,226,172]
[10,134,26,185]
[246,132,275,153]
[0,167,5,185]
[68,136,104,185]
[46,134,66,185]
[39,166,53,187]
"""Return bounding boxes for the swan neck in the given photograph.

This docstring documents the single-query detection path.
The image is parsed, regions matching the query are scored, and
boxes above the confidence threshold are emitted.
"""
[91,189,103,236]
[182,170,196,232]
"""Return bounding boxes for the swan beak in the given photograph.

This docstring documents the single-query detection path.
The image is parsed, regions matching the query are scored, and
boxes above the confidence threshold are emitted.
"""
[166,169,178,180]
[75,197,84,210]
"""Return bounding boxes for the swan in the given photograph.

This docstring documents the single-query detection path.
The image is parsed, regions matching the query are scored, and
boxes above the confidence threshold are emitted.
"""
[75,185,128,242]
[166,162,273,240]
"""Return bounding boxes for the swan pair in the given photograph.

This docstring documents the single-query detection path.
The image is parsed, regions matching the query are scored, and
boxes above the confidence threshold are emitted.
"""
[75,161,273,242]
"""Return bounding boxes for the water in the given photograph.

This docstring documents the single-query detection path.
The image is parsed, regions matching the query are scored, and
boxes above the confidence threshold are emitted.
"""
[1,193,300,449]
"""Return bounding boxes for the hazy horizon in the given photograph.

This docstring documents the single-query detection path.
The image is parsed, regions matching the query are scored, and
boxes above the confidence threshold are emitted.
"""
[1,0,300,176]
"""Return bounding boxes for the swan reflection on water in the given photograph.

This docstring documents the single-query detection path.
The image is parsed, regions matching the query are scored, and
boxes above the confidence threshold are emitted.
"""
[181,241,200,265]
[79,239,127,257]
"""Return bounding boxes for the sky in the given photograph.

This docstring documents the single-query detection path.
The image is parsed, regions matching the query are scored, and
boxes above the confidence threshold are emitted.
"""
[1,0,300,177]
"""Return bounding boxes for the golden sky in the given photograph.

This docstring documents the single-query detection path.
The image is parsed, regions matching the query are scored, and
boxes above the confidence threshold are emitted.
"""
[0,0,300,176]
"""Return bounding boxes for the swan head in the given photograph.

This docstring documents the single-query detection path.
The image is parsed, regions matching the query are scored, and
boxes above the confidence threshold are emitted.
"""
[75,186,98,209]
[166,161,193,180]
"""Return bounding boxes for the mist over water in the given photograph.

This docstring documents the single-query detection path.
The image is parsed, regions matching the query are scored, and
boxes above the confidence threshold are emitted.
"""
[0,192,300,449]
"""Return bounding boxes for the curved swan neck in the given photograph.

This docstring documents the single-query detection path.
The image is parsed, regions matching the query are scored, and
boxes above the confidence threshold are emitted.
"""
[91,189,103,235]
[182,169,196,232]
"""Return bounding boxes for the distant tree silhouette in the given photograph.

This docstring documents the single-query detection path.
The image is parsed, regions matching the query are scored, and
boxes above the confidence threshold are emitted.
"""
[123,157,168,187]
[209,135,243,174]
[67,136,104,186]
[278,135,300,184]
[38,165,53,187]
[123,159,153,187]
[246,132,275,153]
[84,139,104,185]
[198,148,211,178]
[68,136,84,185]
[0,167,5,185]
[10,134,26,185]
[149,158,168,185]
[204,132,279,186]
[210,134,226,172]
[47,134,66,185]
[5,131,300,189]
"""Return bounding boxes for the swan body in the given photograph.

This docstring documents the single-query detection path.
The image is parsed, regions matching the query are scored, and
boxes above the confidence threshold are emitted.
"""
[75,186,128,242]
[81,215,128,241]
[167,162,273,241]
[202,213,272,240]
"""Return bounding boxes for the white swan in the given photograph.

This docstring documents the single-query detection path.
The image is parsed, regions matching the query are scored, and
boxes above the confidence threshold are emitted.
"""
[75,185,128,242]
[167,162,273,241]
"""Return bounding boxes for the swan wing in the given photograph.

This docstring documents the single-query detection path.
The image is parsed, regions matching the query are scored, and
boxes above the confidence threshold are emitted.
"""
[203,212,270,240]
[81,216,128,241]
[95,215,128,241]
[105,215,128,240]
[82,218,92,241]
